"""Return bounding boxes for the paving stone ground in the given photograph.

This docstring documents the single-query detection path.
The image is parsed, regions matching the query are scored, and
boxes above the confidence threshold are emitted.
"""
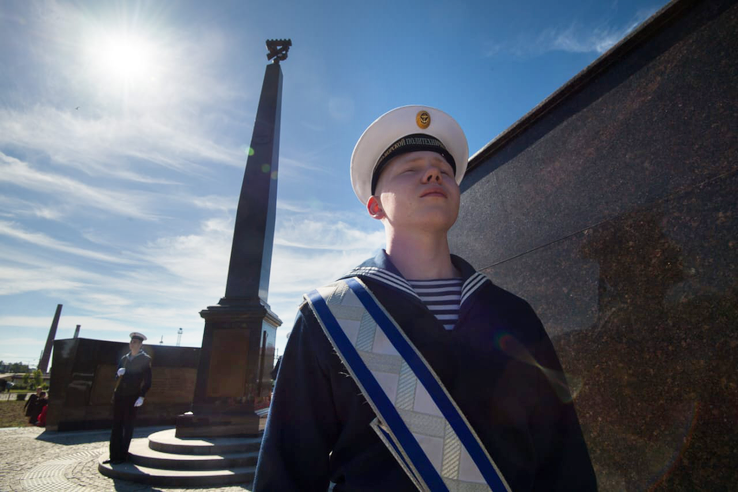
[0,426,253,491]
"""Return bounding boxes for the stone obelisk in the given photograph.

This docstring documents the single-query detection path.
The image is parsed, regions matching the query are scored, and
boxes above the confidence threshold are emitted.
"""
[38,304,62,373]
[176,40,291,438]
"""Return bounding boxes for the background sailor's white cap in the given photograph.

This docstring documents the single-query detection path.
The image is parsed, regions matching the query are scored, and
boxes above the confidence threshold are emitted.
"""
[129,332,147,341]
[350,105,469,204]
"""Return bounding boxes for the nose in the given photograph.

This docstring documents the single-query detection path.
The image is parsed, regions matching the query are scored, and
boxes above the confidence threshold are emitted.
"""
[422,165,442,184]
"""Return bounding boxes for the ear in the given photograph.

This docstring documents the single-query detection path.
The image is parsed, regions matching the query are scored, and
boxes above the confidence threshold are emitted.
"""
[366,195,385,220]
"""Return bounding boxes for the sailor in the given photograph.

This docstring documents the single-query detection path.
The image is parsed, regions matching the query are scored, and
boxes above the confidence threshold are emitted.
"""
[253,106,596,491]
[104,331,152,465]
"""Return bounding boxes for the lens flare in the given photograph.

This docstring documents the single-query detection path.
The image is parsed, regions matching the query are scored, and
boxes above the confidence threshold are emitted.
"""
[494,330,580,403]
[647,401,701,491]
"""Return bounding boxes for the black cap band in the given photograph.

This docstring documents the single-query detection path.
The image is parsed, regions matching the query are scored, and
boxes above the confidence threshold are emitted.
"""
[370,133,456,195]
[131,336,144,341]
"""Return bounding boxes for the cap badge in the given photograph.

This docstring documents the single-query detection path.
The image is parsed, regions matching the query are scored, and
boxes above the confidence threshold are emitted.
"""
[416,110,431,129]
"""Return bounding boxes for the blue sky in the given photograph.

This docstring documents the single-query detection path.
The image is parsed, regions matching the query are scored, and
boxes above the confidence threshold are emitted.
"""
[0,0,668,366]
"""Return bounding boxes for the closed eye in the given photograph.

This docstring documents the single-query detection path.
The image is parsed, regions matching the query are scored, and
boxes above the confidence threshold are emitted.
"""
[400,165,422,174]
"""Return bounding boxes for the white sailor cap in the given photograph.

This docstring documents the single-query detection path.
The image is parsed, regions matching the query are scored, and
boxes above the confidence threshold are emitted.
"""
[350,105,469,205]
[129,332,147,341]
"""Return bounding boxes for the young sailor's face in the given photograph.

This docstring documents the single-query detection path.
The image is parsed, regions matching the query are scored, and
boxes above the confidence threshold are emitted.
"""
[372,150,460,232]
[129,338,142,355]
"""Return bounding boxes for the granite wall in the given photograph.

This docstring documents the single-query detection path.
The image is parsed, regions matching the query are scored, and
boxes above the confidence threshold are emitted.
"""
[448,0,737,489]
[47,338,200,432]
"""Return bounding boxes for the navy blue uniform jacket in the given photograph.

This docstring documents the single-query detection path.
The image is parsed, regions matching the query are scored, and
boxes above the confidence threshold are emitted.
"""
[115,351,152,398]
[254,251,596,491]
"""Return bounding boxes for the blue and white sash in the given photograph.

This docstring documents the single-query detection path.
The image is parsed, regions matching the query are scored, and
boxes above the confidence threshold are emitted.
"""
[305,277,511,492]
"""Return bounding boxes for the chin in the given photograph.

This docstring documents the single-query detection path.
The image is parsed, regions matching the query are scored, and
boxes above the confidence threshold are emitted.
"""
[416,214,457,232]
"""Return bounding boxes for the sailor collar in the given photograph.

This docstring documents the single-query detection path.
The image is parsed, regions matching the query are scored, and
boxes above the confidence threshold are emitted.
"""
[125,350,147,360]
[339,249,490,306]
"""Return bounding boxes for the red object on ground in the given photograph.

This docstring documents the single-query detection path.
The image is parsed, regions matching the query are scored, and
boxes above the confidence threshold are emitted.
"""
[36,404,48,427]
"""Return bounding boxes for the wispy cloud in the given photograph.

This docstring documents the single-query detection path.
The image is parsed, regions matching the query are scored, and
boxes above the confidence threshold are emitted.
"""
[274,218,384,251]
[0,151,156,220]
[0,220,139,265]
[0,265,84,296]
[0,107,242,181]
[192,195,237,213]
[485,8,659,58]
[0,195,65,221]
[540,9,656,54]
[280,156,335,176]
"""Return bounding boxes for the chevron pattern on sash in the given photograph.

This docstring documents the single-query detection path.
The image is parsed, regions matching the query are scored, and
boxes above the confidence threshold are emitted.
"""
[308,280,511,492]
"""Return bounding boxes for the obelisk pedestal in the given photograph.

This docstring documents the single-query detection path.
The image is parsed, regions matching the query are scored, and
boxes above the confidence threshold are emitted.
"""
[175,301,280,437]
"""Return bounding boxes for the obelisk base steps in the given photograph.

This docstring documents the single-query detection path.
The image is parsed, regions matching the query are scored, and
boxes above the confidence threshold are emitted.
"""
[175,410,266,438]
[98,428,262,486]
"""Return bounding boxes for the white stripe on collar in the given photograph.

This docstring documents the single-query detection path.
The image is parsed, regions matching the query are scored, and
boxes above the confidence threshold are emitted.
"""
[347,266,419,300]
[461,272,489,305]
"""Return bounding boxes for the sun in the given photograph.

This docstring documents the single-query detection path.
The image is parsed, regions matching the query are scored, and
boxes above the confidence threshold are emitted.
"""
[84,28,162,95]
[98,34,153,81]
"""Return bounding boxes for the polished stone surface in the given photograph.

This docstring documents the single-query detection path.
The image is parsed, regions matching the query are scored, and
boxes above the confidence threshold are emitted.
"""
[449,0,737,489]
[479,172,737,490]
[47,338,200,432]
[223,62,283,303]
[452,0,738,270]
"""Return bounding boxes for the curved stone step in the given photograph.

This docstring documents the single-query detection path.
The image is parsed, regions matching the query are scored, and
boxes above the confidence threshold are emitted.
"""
[147,428,262,455]
[98,456,255,487]
[128,439,259,470]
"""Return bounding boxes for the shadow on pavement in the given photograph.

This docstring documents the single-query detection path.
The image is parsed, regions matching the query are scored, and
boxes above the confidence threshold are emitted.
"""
[35,425,171,446]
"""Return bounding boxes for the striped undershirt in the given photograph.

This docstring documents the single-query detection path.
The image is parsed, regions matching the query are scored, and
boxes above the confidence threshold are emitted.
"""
[407,278,463,330]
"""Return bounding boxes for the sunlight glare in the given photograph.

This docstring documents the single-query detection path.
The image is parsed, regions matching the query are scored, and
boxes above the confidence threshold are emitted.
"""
[99,34,152,80]
[85,28,163,96]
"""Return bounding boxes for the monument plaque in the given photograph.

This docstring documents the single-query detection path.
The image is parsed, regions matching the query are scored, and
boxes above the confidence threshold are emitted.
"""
[206,329,249,398]
[148,367,196,403]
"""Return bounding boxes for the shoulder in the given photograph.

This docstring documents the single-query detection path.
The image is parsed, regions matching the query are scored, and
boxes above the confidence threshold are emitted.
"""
[294,299,324,335]
[480,279,535,313]
[129,352,152,367]
[309,278,353,294]
[281,301,339,374]
[472,277,546,338]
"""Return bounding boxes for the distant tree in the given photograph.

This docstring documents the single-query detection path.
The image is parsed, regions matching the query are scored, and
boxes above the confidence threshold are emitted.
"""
[7,362,30,373]
[22,373,30,388]
[33,369,43,389]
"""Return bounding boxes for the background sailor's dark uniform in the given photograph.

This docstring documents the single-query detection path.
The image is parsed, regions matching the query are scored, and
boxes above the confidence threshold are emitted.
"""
[24,393,39,419]
[110,350,152,462]
[253,251,597,491]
